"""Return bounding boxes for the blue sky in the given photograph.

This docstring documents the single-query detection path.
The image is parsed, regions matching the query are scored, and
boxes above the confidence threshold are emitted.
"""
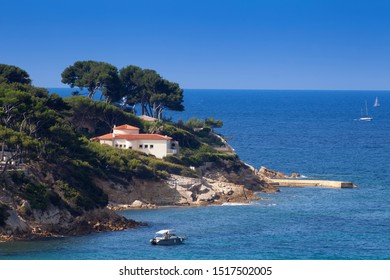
[1,0,389,89]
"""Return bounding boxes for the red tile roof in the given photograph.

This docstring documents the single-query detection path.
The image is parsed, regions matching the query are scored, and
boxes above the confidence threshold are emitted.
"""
[93,133,172,141]
[114,124,139,130]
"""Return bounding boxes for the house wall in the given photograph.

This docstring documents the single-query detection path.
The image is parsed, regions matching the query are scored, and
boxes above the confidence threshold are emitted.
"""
[112,139,129,149]
[132,139,169,159]
[98,138,179,159]
[100,140,114,146]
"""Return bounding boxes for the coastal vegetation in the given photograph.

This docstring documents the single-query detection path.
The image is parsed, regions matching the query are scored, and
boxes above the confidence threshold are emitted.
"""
[61,61,184,119]
[1,63,258,240]
[0,203,10,226]
[0,64,31,84]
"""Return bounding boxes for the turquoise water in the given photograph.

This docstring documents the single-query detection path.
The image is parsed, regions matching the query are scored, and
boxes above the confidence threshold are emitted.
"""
[1,89,390,259]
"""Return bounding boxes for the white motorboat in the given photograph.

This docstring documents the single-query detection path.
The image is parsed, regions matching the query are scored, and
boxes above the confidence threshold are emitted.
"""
[150,229,186,245]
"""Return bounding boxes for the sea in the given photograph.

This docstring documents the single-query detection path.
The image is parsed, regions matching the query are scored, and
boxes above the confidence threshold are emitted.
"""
[1,89,390,260]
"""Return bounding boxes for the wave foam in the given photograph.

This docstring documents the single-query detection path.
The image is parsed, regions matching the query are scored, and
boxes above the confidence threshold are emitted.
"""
[221,202,251,206]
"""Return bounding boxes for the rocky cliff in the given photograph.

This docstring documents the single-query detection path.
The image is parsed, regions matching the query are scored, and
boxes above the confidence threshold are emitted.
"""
[0,164,143,241]
[0,200,141,241]
[98,159,278,210]
[0,153,281,241]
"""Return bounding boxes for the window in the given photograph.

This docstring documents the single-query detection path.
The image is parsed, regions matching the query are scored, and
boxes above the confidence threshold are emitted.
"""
[115,144,118,147]
[124,145,126,148]
[150,145,154,149]
[129,147,132,149]
[145,145,148,148]
[119,144,122,148]
[139,144,143,148]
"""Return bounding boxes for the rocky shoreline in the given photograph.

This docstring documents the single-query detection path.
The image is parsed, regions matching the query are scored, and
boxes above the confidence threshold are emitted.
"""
[1,162,350,241]
[0,205,144,242]
[98,160,278,210]
[0,160,279,241]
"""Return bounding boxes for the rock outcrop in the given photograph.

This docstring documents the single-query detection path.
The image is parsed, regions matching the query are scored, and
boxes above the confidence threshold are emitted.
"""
[258,166,300,179]
[0,190,143,241]
[99,160,278,210]
[0,199,143,241]
[0,165,144,241]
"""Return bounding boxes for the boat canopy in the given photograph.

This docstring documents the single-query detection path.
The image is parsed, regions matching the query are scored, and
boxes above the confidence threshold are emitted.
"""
[155,229,176,235]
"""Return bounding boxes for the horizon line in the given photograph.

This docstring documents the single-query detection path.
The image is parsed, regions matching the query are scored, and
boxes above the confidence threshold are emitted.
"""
[44,86,390,92]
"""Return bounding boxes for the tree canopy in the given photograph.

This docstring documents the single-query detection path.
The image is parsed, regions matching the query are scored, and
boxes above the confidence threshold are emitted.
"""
[0,64,31,85]
[64,96,144,136]
[119,65,143,106]
[62,61,184,119]
[205,117,223,130]
[61,61,121,102]
[119,66,184,119]
[0,79,69,173]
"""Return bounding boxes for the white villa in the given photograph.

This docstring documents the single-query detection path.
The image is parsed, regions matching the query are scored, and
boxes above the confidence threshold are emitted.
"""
[91,124,179,159]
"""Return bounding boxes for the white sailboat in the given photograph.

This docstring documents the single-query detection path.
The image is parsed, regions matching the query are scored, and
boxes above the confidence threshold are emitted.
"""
[359,101,373,121]
[373,97,380,107]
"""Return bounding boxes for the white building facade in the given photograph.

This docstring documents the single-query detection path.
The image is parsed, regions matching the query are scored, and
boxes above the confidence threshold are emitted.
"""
[91,124,179,159]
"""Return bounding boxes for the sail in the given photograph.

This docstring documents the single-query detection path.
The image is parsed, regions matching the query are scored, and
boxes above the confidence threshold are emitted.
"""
[358,100,373,121]
[373,97,380,107]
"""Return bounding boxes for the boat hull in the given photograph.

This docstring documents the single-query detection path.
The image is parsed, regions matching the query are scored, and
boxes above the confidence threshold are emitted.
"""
[150,237,185,246]
[359,117,373,121]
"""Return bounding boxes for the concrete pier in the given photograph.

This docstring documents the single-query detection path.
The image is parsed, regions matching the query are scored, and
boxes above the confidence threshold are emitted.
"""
[268,179,356,188]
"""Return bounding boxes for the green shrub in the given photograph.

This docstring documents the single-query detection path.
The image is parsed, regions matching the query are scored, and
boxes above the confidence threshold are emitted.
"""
[56,180,79,202]
[127,159,154,179]
[148,158,196,177]
[156,170,170,179]
[183,144,238,167]
[70,159,93,169]
[185,117,205,129]
[65,164,109,209]
[164,155,186,165]
[162,125,201,149]
[149,160,182,175]
[84,140,155,180]
[21,183,50,211]
[10,171,28,185]
[0,204,10,227]
[65,96,144,136]
[195,130,225,147]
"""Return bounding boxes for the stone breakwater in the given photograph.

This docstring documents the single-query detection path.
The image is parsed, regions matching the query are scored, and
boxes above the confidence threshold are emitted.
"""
[257,166,356,188]
[267,179,355,188]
